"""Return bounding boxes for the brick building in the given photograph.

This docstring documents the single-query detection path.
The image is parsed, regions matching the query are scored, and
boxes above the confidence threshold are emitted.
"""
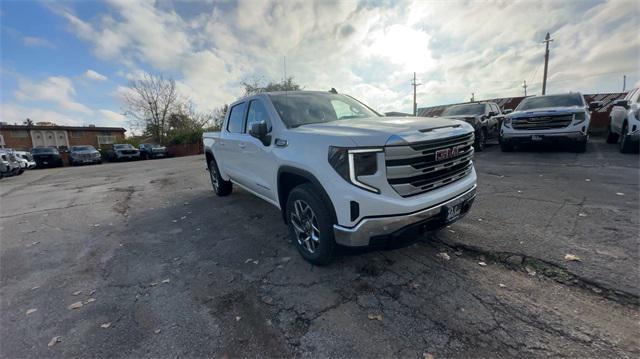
[0,124,126,151]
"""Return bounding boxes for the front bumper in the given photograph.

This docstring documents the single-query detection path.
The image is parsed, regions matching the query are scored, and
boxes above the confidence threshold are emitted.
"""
[116,153,140,160]
[333,185,476,247]
[501,130,587,143]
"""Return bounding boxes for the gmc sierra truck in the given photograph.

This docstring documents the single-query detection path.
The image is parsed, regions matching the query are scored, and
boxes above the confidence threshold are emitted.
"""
[439,101,503,151]
[500,92,600,152]
[203,91,477,264]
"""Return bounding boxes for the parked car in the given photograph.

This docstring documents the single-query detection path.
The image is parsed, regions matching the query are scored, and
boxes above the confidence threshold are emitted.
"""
[139,143,169,159]
[109,144,141,161]
[500,92,599,152]
[15,151,36,169]
[31,147,64,168]
[203,90,477,265]
[438,102,503,151]
[69,145,102,165]
[0,149,24,177]
[607,87,639,153]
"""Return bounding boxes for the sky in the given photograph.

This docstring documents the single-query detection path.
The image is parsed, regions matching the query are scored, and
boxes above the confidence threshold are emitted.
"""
[1,0,639,131]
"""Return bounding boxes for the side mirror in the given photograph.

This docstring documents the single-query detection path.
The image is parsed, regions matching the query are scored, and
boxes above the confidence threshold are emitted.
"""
[588,101,603,111]
[612,99,629,109]
[488,111,498,117]
[503,109,513,114]
[249,121,271,146]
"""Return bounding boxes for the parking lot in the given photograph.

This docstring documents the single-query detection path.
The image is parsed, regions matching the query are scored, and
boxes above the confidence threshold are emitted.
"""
[1,138,638,358]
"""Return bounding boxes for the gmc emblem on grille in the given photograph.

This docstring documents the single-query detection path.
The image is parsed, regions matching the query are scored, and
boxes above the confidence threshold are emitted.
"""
[435,146,460,161]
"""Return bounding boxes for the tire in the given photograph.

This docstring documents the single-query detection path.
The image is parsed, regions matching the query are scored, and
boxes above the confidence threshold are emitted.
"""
[286,184,336,265]
[208,157,232,196]
[606,124,619,144]
[619,123,638,153]
[573,140,587,153]
[500,139,514,152]
[474,128,486,152]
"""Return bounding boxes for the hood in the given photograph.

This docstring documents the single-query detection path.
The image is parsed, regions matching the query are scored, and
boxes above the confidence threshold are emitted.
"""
[292,116,474,147]
[72,150,99,155]
[510,106,584,118]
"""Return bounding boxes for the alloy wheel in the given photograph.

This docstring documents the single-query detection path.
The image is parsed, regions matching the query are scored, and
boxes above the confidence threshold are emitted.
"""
[290,199,320,253]
[209,163,219,191]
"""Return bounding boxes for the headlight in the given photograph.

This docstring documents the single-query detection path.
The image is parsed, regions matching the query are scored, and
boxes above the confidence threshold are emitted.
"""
[92,152,101,158]
[503,117,512,128]
[573,112,586,124]
[328,147,382,193]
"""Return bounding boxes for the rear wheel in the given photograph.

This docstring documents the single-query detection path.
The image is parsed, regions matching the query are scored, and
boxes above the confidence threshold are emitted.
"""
[606,123,619,143]
[208,157,232,196]
[286,184,336,265]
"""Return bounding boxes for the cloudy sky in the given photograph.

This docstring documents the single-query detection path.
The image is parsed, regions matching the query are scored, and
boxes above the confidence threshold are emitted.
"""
[1,0,639,129]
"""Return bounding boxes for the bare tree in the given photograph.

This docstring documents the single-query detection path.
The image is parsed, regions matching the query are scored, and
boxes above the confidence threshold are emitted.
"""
[123,73,179,144]
[242,76,301,96]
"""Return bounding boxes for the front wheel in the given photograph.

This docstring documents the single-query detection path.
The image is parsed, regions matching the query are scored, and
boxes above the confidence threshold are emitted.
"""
[500,139,514,152]
[572,140,587,153]
[474,128,486,152]
[286,184,336,265]
[619,124,638,153]
[606,124,619,144]
[208,157,232,196]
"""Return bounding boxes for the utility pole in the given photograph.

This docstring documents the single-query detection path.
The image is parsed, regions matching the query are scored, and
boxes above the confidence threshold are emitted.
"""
[522,80,528,96]
[623,75,626,92]
[541,32,553,95]
[283,56,287,83]
[470,93,475,102]
[411,72,421,116]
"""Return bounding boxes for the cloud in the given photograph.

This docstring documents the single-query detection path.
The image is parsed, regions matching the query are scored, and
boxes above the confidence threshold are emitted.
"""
[98,109,126,122]
[23,36,56,49]
[15,76,93,114]
[84,69,108,81]
[1,103,82,126]
[51,0,640,114]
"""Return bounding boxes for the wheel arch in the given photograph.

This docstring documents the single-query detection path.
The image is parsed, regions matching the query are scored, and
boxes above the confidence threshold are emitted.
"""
[277,166,337,224]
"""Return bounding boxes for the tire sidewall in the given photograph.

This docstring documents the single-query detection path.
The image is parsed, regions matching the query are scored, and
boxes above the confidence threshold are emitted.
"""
[286,184,335,265]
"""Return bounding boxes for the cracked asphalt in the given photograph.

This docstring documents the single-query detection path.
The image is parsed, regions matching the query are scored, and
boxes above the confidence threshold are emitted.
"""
[1,138,638,358]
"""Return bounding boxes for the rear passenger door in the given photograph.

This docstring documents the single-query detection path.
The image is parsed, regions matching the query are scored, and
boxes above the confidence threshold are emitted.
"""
[219,102,247,181]
[235,99,278,201]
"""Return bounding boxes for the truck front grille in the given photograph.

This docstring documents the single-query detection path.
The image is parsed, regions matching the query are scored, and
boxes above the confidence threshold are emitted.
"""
[385,132,474,197]
[512,115,573,130]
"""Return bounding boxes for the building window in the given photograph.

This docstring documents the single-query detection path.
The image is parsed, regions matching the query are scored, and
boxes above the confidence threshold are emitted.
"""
[10,130,28,138]
[71,131,83,138]
[101,131,112,136]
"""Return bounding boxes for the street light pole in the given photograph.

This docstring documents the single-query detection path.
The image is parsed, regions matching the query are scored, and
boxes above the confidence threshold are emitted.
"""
[541,32,553,95]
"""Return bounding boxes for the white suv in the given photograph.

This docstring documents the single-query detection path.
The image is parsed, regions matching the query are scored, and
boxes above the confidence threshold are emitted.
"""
[607,87,639,153]
[203,91,478,264]
[500,92,597,152]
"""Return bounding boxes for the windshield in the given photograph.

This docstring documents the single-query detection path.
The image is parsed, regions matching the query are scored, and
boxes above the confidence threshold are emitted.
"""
[516,94,584,111]
[71,146,95,152]
[32,147,58,154]
[442,104,486,116]
[114,144,133,150]
[268,92,379,127]
[149,144,162,148]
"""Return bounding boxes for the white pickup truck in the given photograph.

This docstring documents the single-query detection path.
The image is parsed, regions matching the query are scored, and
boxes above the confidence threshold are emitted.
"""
[607,87,639,153]
[203,91,477,264]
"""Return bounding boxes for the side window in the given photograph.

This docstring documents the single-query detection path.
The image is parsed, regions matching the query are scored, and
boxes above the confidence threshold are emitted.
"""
[245,100,271,133]
[227,102,247,133]
[490,104,499,114]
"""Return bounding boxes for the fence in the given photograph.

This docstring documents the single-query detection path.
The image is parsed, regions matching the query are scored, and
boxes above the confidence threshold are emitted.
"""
[167,143,203,157]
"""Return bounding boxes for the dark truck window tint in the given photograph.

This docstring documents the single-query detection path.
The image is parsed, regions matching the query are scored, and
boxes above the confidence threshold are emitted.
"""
[516,94,584,111]
[227,102,247,133]
[269,92,378,128]
[442,104,486,116]
[246,100,271,132]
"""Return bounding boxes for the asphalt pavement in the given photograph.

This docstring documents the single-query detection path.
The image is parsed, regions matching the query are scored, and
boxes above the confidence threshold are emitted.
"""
[1,138,638,358]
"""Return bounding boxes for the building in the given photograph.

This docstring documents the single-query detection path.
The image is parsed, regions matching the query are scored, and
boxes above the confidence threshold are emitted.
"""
[0,124,126,151]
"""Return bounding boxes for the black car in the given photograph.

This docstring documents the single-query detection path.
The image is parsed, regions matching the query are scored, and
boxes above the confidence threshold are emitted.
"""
[139,143,169,159]
[31,147,64,168]
[439,102,503,151]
